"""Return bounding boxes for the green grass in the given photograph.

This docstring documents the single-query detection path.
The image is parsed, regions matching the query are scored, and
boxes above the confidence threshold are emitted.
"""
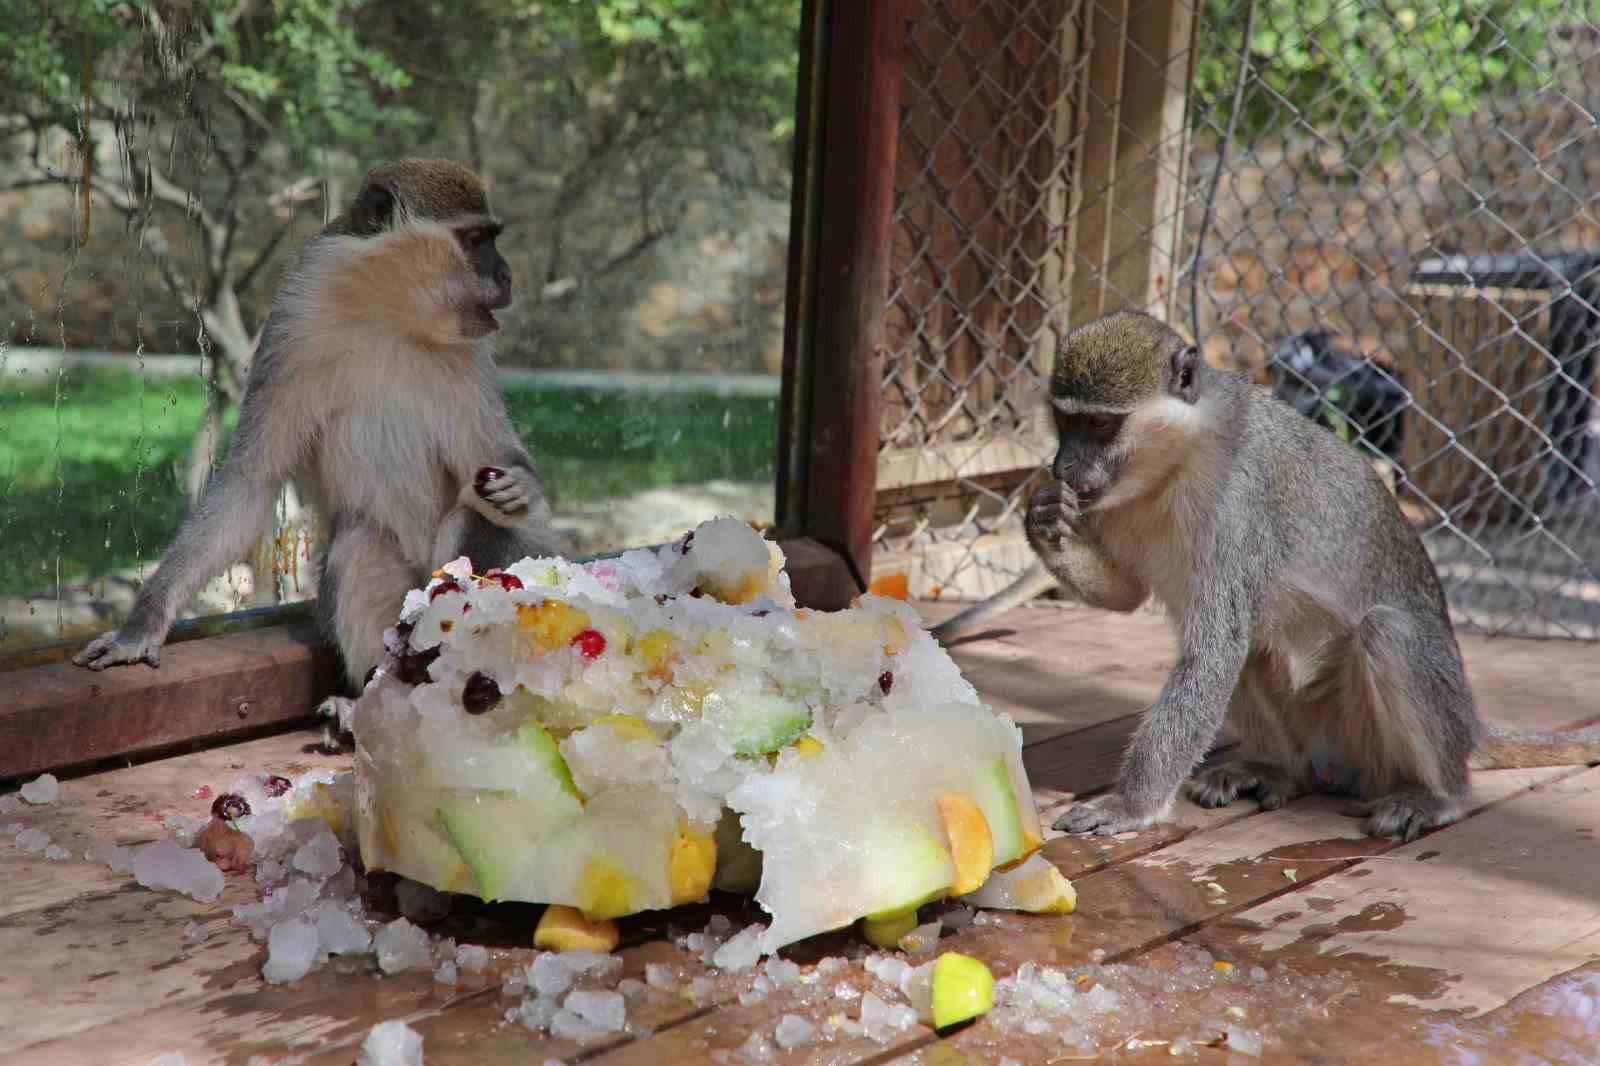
[0,367,776,597]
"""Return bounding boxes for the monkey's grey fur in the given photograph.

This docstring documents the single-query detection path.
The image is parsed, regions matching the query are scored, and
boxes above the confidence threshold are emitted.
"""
[1027,310,1600,842]
[76,160,560,690]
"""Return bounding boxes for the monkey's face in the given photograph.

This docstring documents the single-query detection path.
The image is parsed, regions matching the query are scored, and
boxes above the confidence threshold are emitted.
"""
[1049,406,1129,510]
[453,222,514,339]
[1047,329,1203,512]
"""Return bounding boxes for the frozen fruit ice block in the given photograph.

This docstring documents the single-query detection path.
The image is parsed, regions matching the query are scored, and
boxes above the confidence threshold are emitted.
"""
[350,517,1044,950]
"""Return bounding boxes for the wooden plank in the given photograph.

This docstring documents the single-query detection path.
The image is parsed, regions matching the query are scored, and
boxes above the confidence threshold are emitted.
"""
[794,0,911,588]
[884,765,1580,1064]
[0,622,341,782]
[1231,766,1600,1018]
[876,435,1053,492]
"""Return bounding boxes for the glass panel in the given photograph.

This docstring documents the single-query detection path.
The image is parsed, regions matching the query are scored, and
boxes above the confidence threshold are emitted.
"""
[1,2,801,659]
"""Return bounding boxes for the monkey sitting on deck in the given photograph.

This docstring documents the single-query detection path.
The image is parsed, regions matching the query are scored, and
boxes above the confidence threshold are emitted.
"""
[76,159,561,692]
[942,310,1599,842]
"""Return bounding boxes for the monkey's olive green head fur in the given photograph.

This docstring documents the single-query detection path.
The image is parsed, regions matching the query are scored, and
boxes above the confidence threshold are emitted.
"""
[1052,309,1195,412]
[325,158,495,236]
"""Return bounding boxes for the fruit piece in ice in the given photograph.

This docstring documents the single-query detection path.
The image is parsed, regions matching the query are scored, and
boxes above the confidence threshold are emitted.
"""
[593,714,657,745]
[534,904,620,953]
[936,792,993,895]
[572,628,608,659]
[668,822,717,905]
[436,726,583,900]
[959,851,1076,914]
[462,671,502,715]
[791,735,824,757]
[517,721,581,800]
[930,952,994,1029]
[968,756,1036,868]
[578,858,638,920]
[517,600,592,652]
[858,817,955,919]
[714,692,812,757]
[860,908,919,949]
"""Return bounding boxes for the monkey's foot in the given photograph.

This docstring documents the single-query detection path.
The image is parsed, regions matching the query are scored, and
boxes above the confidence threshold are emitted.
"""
[316,695,358,735]
[1052,795,1159,836]
[1182,761,1301,812]
[73,629,163,671]
[1344,791,1461,843]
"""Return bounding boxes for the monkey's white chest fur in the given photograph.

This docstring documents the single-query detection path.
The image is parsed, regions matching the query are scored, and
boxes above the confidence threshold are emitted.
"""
[301,350,500,571]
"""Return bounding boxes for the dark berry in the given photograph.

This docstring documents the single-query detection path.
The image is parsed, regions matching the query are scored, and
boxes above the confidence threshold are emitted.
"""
[572,629,607,660]
[689,586,704,599]
[878,671,894,695]
[484,568,524,592]
[752,610,770,618]
[396,645,442,686]
[654,594,669,606]
[263,775,293,798]
[474,466,506,494]
[429,577,464,602]
[212,793,251,822]
[462,671,503,715]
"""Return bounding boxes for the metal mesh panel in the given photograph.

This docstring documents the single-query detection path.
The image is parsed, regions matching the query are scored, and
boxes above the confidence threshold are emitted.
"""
[879,0,1600,640]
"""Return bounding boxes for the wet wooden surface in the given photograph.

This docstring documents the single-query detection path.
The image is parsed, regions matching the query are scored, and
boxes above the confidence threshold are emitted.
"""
[2,601,1597,1065]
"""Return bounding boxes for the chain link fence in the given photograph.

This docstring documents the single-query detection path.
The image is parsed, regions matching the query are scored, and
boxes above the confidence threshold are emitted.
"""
[877,0,1600,640]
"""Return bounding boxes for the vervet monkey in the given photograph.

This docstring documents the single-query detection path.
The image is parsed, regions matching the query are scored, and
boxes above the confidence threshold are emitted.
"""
[76,159,561,689]
[1009,310,1600,841]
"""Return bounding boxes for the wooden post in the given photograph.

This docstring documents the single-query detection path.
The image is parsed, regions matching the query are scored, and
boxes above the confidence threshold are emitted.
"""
[778,0,911,600]
[1067,0,1197,323]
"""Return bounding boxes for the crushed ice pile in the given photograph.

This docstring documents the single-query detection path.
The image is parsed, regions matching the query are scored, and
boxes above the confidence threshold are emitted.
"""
[351,517,1045,954]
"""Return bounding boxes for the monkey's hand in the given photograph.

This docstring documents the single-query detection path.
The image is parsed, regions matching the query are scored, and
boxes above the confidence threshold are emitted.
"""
[462,465,535,526]
[1024,479,1084,554]
[1052,794,1160,836]
[73,624,165,671]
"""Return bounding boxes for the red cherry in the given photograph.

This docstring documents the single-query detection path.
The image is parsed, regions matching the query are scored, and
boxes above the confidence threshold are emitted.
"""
[212,793,251,822]
[474,467,506,494]
[484,568,524,591]
[192,785,212,800]
[429,577,464,602]
[878,671,894,695]
[263,775,293,798]
[572,629,607,660]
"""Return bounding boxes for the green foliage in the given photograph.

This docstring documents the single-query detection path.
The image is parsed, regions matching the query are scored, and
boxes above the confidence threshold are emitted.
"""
[1193,0,1570,148]
[0,0,418,152]
[508,0,802,142]
[0,369,776,595]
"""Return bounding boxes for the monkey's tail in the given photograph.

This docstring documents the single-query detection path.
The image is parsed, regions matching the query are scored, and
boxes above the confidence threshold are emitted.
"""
[1468,725,1600,770]
[927,563,1058,643]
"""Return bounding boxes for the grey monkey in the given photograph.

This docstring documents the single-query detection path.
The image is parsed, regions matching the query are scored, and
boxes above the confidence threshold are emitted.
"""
[1020,310,1600,841]
[75,160,561,691]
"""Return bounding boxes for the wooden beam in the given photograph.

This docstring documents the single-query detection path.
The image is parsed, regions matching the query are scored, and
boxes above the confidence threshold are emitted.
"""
[0,621,341,782]
[1067,0,1197,323]
[0,537,856,780]
[785,0,911,590]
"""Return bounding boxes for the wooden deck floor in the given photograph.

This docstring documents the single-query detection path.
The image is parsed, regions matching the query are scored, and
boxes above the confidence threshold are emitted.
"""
[3,601,1597,1065]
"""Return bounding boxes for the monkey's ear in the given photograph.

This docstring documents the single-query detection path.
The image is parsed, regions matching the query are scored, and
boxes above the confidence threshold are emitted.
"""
[347,181,396,235]
[1172,344,1200,404]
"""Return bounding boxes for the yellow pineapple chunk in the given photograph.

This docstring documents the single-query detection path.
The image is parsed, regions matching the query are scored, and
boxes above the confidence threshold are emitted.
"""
[516,601,591,652]
[936,792,994,896]
[668,822,718,904]
[577,859,635,920]
[792,735,824,757]
[534,904,621,953]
